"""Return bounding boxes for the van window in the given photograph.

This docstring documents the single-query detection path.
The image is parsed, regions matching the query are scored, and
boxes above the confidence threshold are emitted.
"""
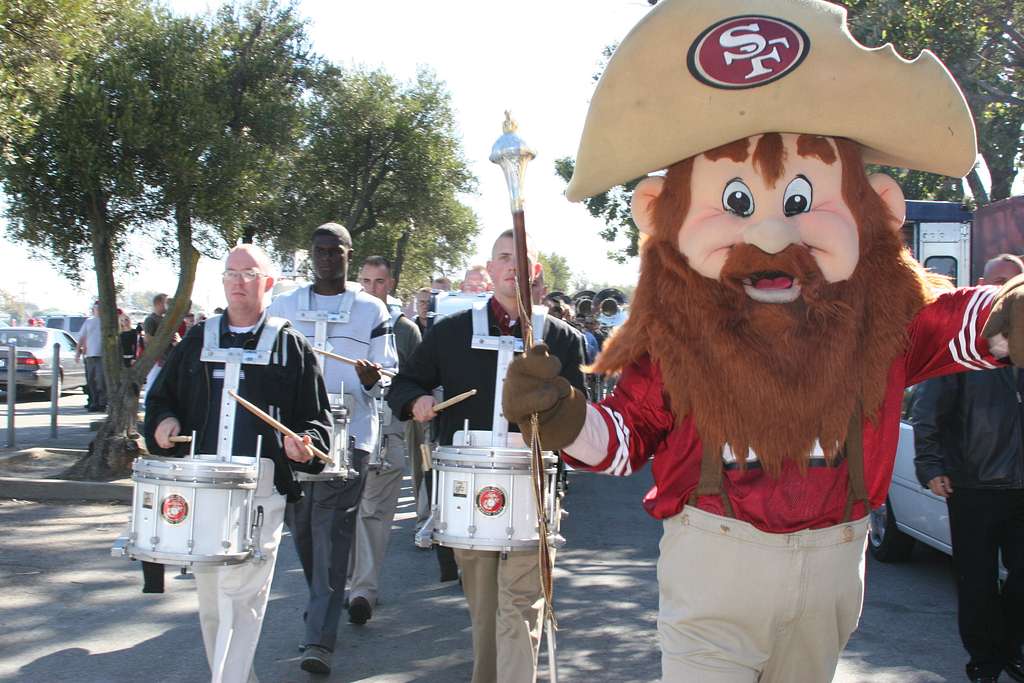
[925,255,957,284]
[69,316,86,333]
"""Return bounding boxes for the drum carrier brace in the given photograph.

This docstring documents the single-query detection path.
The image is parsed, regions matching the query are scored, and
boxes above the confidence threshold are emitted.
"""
[295,285,357,372]
[201,313,287,460]
[469,301,547,448]
[294,285,360,479]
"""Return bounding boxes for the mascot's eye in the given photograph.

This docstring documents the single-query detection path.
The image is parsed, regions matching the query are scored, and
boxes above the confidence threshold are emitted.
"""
[783,175,813,217]
[722,179,754,217]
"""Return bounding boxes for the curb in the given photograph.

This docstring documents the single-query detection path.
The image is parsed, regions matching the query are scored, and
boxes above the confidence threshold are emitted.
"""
[0,476,132,502]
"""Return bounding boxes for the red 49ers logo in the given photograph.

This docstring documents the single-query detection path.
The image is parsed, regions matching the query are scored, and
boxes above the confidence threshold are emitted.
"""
[688,16,810,90]
[161,494,189,525]
[476,486,507,517]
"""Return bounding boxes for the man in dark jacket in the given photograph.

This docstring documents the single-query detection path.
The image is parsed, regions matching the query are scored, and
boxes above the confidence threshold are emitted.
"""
[913,254,1024,683]
[388,230,585,683]
[144,244,331,683]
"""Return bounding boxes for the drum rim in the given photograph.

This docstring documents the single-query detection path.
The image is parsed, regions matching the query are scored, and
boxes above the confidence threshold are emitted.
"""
[133,455,258,471]
[124,544,253,566]
[428,534,540,550]
[131,472,257,489]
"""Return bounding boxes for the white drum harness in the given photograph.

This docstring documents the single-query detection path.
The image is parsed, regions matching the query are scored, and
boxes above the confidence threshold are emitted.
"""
[469,301,547,448]
[200,313,286,459]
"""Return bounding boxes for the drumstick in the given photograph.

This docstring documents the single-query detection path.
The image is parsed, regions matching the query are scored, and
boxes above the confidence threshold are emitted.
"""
[420,443,432,472]
[168,435,192,443]
[227,389,335,466]
[312,348,397,378]
[433,389,477,413]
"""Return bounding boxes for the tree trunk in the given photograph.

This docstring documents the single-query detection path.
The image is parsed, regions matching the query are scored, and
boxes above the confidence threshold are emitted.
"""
[965,167,990,206]
[391,220,413,292]
[988,161,1017,202]
[66,200,201,480]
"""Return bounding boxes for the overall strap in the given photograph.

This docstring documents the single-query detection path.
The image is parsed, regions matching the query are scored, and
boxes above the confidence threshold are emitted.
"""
[687,438,735,518]
[842,402,869,522]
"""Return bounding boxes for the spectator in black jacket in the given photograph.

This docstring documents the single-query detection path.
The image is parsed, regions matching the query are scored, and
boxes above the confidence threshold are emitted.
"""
[144,244,331,683]
[912,254,1024,683]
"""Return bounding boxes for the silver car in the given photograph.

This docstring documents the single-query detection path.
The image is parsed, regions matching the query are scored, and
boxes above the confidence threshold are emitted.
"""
[0,327,87,394]
[869,420,951,561]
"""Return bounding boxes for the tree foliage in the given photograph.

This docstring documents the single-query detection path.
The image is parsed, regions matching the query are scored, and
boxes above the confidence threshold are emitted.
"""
[0,0,134,162]
[844,0,1024,204]
[268,66,480,294]
[538,251,572,293]
[0,0,479,476]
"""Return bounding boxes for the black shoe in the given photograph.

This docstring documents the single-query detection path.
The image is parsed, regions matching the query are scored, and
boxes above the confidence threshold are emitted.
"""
[1005,657,1024,683]
[348,595,372,625]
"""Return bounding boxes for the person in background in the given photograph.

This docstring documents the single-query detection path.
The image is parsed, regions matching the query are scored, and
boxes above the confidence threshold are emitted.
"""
[75,301,106,412]
[912,254,1024,683]
[414,287,432,335]
[460,265,491,294]
[118,310,140,368]
[348,255,423,625]
[431,276,452,292]
[141,293,169,397]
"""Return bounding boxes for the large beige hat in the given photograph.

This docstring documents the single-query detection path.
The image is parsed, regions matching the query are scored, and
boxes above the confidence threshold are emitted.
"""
[565,0,976,202]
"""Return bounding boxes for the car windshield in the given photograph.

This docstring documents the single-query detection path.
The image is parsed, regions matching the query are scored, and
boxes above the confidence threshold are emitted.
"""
[1,330,47,348]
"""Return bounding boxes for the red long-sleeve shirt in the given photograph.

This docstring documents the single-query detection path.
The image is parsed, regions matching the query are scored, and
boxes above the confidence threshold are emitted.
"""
[563,286,1005,533]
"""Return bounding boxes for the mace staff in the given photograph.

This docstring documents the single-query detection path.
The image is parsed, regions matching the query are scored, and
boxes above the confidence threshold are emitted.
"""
[490,111,559,682]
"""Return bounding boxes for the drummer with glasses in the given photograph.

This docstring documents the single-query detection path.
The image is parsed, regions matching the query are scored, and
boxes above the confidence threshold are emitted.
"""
[387,230,586,683]
[144,244,331,683]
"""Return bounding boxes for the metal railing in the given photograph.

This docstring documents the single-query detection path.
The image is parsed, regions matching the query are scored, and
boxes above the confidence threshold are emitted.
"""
[3,342,64,448]
[5,344,13,448]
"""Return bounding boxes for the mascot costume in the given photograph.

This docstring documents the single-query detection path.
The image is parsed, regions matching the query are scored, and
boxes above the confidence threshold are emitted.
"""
[503,0,1024,681]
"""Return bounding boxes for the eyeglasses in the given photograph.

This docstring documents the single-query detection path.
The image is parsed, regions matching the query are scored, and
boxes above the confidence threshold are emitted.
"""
[222,269,264,283]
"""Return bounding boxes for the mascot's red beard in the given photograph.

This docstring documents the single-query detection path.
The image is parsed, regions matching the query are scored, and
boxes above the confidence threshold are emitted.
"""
[592,140,936,475]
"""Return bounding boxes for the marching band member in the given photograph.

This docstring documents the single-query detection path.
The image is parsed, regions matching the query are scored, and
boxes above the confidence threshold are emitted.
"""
[144,244,331,683]
[388,230,585,683]
[266,223,397,675]
[347,255,423,624]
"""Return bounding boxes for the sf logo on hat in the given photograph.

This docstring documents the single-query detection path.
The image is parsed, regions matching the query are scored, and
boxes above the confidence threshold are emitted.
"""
[688,15,810,90]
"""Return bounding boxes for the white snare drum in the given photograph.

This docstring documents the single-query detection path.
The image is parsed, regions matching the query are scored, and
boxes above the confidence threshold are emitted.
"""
[429,443,559,552]
[114,455,260,566]
[298,392,355,480]
[367,396,391,471]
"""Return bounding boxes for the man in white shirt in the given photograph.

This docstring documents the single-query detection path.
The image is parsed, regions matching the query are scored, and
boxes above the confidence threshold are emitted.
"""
[75,301,106,412]
[266,223,397,676]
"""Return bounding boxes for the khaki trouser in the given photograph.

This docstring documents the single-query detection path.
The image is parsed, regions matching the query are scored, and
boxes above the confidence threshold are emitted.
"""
[409,422,429,525]
[349,425,409,604]
[658,505,868,683]
[454,548,544,683]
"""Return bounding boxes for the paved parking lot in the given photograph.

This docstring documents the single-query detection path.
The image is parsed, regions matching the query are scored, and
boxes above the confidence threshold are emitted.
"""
[0,466,967,682]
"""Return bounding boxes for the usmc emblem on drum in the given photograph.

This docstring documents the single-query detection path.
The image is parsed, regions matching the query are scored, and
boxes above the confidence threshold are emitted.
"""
[161,494,189,525]
[688,16,809,89]
[476,486,507,517]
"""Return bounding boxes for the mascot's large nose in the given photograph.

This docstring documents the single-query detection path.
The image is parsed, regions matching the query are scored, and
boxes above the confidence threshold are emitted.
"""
[742,219,801,255]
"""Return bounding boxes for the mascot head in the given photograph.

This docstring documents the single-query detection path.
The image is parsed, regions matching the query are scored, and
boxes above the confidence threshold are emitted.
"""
[567,0,976,474]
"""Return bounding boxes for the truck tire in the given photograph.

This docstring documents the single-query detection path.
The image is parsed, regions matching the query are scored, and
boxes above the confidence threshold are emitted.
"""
[869,497,916,562]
